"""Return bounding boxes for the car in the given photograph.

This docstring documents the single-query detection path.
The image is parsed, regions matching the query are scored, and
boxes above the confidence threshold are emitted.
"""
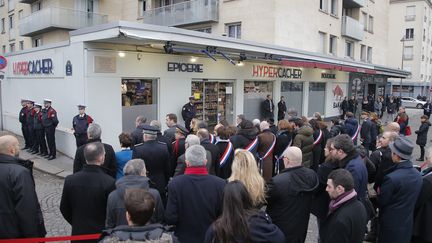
[401,97,426,109]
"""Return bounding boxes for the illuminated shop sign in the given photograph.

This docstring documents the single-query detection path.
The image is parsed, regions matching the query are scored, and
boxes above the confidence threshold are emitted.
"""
[13,58,53,75]
[252,65,302,79]
[321,73,336,79]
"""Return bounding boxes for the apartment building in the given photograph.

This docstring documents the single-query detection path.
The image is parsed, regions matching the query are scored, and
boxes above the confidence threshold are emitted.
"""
[0,0,31,54]
[388,0,432,97]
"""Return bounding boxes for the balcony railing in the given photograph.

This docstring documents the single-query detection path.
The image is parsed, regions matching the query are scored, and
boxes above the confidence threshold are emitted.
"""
[19,7,108,37]
[343,0,364,8]
[142,0,219,27]
[341,16,364,41]
[19,0,39,4]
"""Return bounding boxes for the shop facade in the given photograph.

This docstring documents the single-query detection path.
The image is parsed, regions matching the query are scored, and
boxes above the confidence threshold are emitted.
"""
[1,22,409,157]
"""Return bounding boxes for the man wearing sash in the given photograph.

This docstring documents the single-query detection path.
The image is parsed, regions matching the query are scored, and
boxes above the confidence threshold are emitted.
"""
[291,118,314,168]
[257,121,277,182]
[345,112,360,145]
[231,120,259,159]
[214,126,235,179]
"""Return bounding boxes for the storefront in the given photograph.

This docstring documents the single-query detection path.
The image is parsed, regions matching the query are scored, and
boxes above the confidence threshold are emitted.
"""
[0,22,409,157]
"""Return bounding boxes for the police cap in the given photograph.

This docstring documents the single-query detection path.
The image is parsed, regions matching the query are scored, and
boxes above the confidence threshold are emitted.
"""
[77,104,86,109]
[175,124,189,135]
[34,103,42,108]
[142,125,159,135]
[43,99,52,104]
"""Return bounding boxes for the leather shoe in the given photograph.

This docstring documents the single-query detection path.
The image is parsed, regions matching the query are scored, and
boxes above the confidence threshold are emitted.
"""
[47,156,56,161]
[416,158,424,161]
[31,150,39,154]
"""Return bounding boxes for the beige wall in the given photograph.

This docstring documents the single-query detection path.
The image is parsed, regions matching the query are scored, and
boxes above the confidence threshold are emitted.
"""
[0,2,31,54]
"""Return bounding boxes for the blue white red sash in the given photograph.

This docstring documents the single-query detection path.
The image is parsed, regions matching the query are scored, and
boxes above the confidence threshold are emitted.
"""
[257,134,276,174]
[209,134,217,144]
[274,139,292,175]
[352,125,360,141]
[244,137,259,152]
[313,130,323,146]
[216,140,233,167]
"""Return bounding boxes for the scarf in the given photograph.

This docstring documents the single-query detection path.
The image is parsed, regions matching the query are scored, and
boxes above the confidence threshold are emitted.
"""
[185,166,208,175]
[328,189,357,215]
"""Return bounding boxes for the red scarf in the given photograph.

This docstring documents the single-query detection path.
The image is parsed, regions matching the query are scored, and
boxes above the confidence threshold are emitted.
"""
[328,189,357,215]
[185,166,208,175]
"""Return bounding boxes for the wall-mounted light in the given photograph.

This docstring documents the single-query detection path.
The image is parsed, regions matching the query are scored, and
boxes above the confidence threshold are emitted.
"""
[237,61,244,66]
[137,53,142,61]
[190,57,197,63]
[321,70,326,73]
[118,51,126,58]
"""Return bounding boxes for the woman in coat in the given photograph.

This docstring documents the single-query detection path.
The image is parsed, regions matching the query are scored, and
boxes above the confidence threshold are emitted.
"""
[415,115,431,161]
[205,181,285,243]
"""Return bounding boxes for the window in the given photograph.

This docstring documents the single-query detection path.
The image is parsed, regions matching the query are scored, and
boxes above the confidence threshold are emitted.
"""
[138,0,146,16]
[31,1,41,13]
[18,9,23,19]
[319,0,328,12]
[362,12,368,31]
[8,14,13,30]
[227,23,241,39]
[403,46,414,59]
[329,35,337,55]
[406,6,415,21]
[405,28,414,40]
[9,43,14,52]
[319,32,326,53]
[330,0,337,16]
[1,18,4,33]
[360,44,366,61]
[195,27,212,33]
[345,41,354,58]
[367,47,372,63]
[0,0,4,6]
[422,55,425,61]
[368,15,374,33]
[424,29,426,41]
[19,40,23,50]
[1,45,5,53]
[32,37,42,47]
[7,0,13,11]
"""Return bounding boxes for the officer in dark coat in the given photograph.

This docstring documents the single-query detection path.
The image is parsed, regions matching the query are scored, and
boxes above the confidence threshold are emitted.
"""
[19,99,30,149]
[171,125,188,176]
[412,163,432,243]
[262,94,275,121]
[131,116,147,146]
[41,99,59,160]
[181,97,196,131]
[32,104,48,156]
[72,105,93,148]
[25,100,35,152]
[132,125,171,204]
[277,96,287,121]
[60,142,115,242]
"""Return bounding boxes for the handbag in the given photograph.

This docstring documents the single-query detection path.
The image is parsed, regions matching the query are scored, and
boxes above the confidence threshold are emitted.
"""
[405,125,412,136]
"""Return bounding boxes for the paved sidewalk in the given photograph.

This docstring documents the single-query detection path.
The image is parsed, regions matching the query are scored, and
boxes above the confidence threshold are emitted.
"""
[0,130,73,178]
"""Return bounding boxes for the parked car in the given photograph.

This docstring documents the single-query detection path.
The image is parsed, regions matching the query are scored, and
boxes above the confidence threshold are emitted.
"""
[401,97,426,109]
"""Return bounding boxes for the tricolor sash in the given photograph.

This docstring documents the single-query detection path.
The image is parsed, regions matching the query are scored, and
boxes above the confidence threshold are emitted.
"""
[244,137,259,152]
[209,134,217,144]
[313,130,323,146]
[352,125,360,142]
[274,139,292,175]
[257,134,276,175]
[216,140,233,167]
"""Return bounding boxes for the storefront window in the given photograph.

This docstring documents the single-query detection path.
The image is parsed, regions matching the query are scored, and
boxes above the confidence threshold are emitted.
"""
[244,81,273,120]
[281,81,303,116]
[308,82,326,117]
[121,79,158,132]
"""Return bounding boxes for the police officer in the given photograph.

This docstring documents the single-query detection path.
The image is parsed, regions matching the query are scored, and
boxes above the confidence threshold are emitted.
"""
[32,103,48,156]
[181,96,196,131]
[19,99,30,149]
[72,105,93,148]
[42,99,59,160]
[132,125,171,204]
[171,124,188,176]
[25,100,36,152]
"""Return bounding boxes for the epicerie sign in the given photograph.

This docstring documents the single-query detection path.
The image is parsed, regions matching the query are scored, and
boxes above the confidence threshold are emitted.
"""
[252,65,302,79]
[13,58,53,75]
[167,62,203,73]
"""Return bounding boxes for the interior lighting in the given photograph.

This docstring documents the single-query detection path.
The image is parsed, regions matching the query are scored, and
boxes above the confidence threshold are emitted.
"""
[118,51,126,58]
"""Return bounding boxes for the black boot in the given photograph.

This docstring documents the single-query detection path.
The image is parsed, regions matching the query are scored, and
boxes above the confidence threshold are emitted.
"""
[364,217,378,242]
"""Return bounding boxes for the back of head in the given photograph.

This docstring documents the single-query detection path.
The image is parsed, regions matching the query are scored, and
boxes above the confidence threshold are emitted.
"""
[346,112,354,118]
[0,135,19,156]
[118,132,132,148]
[136,116,147,125]
[259,121,269,131]
[124,189,155,226]
[328,169,354,192]
[386,122,400,133]
[252,119,261,127]
[333,134,355,154]
[123,159,146,176]
[283,146,302,166]
[278,119,292,131]
[84,142,105,165]
[185,145,206,167]
[197,128,210,140]
[166,113,177,123]
[149,120,161,130]
[87,123,102,140]
[185,134,200,146]
[198,121,208,129]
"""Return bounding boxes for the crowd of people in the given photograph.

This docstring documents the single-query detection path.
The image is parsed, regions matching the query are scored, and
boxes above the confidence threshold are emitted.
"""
[1,95,432,243]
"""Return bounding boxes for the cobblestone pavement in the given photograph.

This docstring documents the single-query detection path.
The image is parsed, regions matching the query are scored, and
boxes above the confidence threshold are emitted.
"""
[34,170,71,238]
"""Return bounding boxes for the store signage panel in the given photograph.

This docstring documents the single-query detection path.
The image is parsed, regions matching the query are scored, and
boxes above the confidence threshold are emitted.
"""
[167,62,203,73]
[13,58,53,75]
[94,56,116,73]
[252,65,302,79]
[321,73,336,79]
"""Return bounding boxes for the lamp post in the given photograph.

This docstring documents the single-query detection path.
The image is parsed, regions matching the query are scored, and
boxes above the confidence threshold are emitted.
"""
[400,36,406,98]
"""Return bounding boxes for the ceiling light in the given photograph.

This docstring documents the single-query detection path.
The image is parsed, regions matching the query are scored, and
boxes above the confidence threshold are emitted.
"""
[118,52,126,58]
[237,61,244,66]
[190,57,197,63]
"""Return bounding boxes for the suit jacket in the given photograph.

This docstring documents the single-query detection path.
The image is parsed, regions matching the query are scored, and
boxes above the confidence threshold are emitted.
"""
[73,139,117,178]
[262,99,275,119]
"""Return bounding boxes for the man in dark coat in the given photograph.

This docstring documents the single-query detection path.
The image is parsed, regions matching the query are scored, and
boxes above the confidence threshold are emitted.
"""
[163,113,178,143]
[378,137,422,243]
[0,135,46,239]
[423,100,432,118]
[131,116,147,146]
[165,145,225,243]
[32,104,48,156]
[231,119,259,156]
[73,123,117,178]
[150,120,173,157]
[171,125,188,176]
[277,96,287,121]
[72,105,93,148]
[261,94,275,121]
[41,99,59,160]
[19,99,30,149]
[174,135,212,176]
[319,169,367,243]
[197,128,220,175]
[26,101,35,152]
[360,112,373,154]
[344,112,359,145]
[257,121,277,182]
[132,125,171,204]
[181,96,196,131]
[105,159,164,229]
[266,147,318,242]
[340,96,348,119]
[415,115,431,161]
[60,142,115,242]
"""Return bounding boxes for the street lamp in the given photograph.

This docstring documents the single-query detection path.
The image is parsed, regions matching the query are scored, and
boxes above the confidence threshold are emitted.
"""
[400,36,406,98]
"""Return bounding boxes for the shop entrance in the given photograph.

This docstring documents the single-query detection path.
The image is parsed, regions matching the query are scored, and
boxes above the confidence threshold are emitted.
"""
[121,78,158,132]
[244,81,273,120]
[191,80,234,127]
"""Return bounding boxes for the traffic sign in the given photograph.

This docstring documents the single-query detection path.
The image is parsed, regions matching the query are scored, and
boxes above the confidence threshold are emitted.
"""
[0,56,7,70]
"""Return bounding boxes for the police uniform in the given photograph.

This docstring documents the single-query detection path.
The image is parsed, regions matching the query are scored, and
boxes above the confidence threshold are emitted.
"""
[25,101,36,152]
[42,99,59,160]
[132,125,171,204]
[181,97,196,131]
[171,125,188,176]
[32,103,48,156]
[19,99,30,149]
[72,105,93,148]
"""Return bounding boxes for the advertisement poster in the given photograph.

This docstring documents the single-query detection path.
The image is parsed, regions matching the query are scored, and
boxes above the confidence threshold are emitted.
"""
[330,83,347,117]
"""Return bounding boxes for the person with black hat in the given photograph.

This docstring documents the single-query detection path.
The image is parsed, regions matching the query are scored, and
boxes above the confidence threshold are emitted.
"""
[41,99,59,160]
[32,103,48,156]
[25,100,36,153]
[19,99,30,149]
[132,125,171,204]
[171,125,188,176]
[231,119,259,161]
[377,137,422,243]
[181,97,196,131]
[72,105,93,148]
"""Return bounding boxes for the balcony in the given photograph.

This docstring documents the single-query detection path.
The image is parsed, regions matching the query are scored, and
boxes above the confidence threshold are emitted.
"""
[343,0,364,8]
[19,0,39,4]
[341,16,364,41]
[142,0,219,27]
[19,7,108,37]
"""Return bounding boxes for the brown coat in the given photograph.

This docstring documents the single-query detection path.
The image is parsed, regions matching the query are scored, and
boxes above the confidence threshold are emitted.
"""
[258,130,276,182]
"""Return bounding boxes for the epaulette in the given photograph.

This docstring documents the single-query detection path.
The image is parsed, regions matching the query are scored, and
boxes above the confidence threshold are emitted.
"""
[134,143,144,147]
[157,141,167,145]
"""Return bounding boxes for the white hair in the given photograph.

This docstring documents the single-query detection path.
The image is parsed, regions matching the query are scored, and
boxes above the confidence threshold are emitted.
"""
[252,119,261,127]
[123,159,147,176]
[185,145,206,167]
[260,121,270,131]
[185,134,200,146]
